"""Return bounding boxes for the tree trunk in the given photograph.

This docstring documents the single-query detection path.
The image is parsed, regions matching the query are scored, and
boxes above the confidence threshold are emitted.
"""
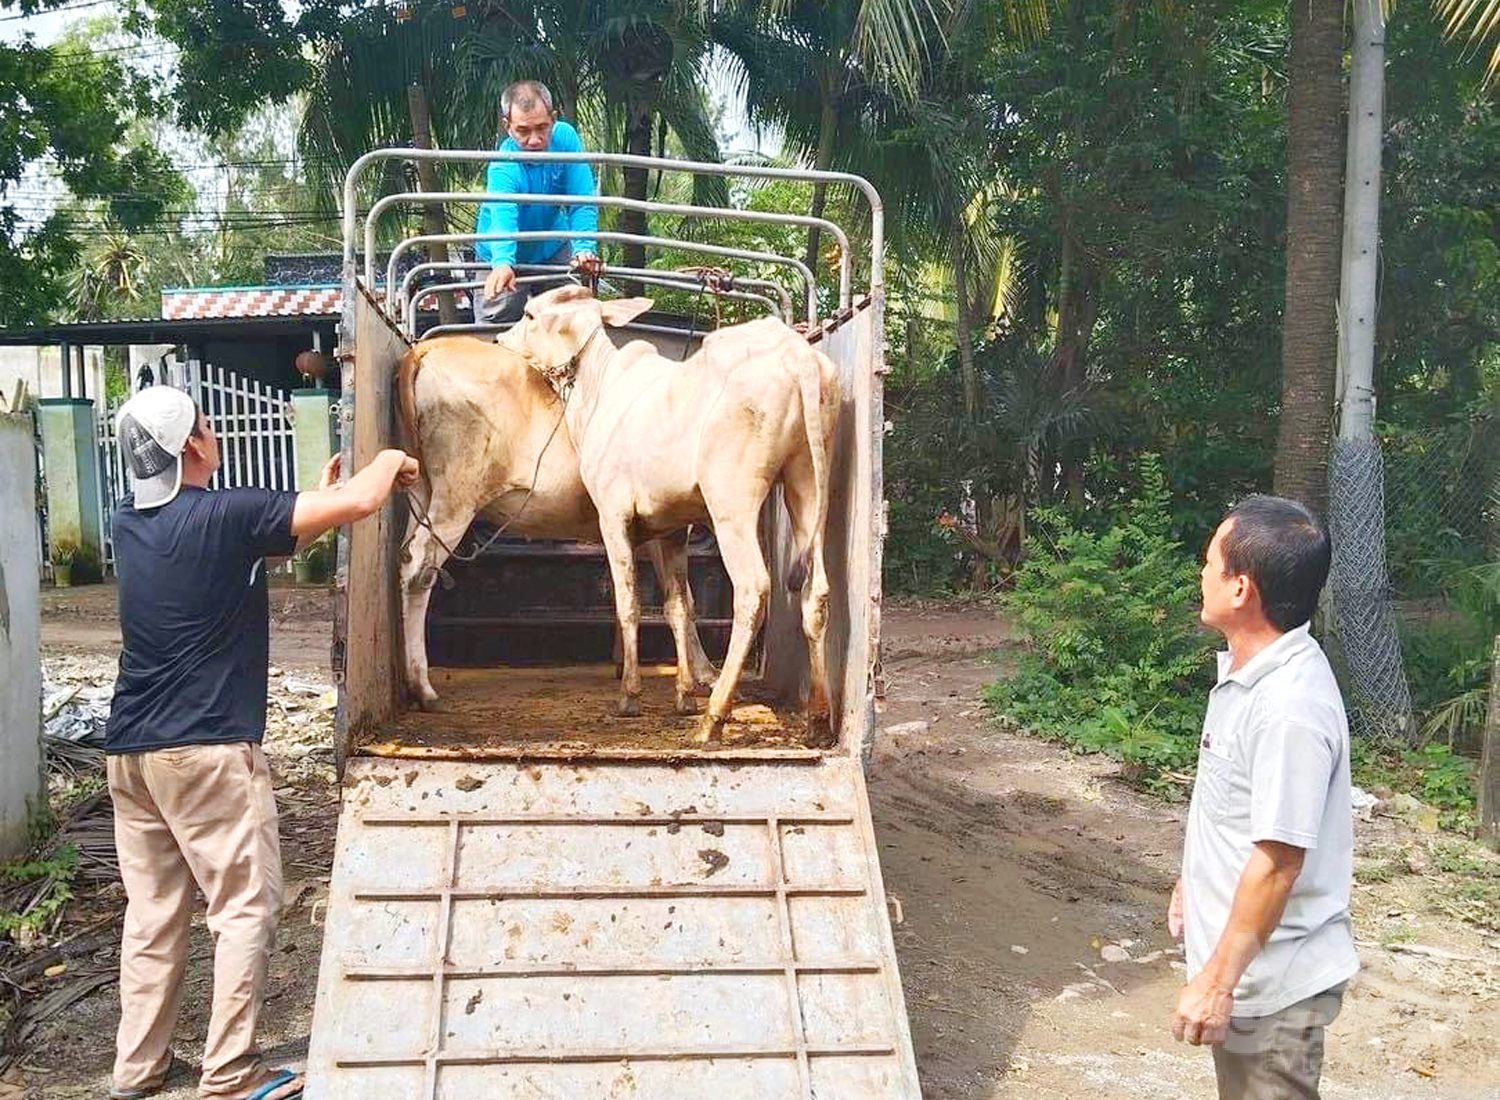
[616,104,655,293]
[951,221,991,588]
[1479,636,1500,851]
[1336,0,1384,443]
[804,92,839,284]
[1275,0,1345,516]
[1049,228,1098,508]
[407,81,459,327]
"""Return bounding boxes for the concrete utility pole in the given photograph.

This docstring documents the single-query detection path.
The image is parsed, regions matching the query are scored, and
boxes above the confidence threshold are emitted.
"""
[1337,0,1385,438]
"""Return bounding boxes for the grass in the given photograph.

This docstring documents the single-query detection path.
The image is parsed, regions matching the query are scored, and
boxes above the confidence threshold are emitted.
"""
[1380,922,1418,947]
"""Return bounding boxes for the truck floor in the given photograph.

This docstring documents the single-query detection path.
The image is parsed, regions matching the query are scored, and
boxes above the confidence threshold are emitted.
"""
[367,664,821,758]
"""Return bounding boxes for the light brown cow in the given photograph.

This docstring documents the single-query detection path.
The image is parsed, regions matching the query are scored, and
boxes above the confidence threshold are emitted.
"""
[507,285,842,746]
[395,334,717,707]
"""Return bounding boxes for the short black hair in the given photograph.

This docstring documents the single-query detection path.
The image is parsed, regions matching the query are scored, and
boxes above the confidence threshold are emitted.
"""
[502,80,553,121]
[1220,495,1331,632]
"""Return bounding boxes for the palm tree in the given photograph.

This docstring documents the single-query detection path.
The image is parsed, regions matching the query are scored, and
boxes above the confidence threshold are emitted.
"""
[299,1,729,283]
[716,0,959,275]
[459,1,729,274]
[1274,0,1345,517]
[1434,0,1500,82]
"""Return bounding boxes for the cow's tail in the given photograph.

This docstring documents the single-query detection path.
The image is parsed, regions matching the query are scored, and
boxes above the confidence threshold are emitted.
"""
[396,344,425,466]
[787,340,836,592]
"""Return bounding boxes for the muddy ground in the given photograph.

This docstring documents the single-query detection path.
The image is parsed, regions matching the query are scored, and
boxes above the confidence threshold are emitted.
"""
[16,584,1500,1099]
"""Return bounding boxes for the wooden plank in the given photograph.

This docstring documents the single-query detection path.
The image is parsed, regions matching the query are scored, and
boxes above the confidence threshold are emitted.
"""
[343,960,882,980]
[1480,636,1500,851]
[336,1043,897,1068]
[356,741,826,763]
[340,287,411,760]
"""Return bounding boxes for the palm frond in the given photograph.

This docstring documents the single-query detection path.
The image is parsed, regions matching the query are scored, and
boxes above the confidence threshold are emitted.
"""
[1433,0,1500,83]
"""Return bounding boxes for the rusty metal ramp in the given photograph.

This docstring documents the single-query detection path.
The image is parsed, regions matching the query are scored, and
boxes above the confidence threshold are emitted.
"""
[304,757,921,1100]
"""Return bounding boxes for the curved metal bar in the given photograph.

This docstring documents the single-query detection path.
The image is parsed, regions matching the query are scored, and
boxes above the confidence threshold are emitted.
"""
[366,191,851,308]
[403,278,781,340]
[340,149,884,295]
[395,260,794,322]
[385,232,819,321]
[421,320,709,342]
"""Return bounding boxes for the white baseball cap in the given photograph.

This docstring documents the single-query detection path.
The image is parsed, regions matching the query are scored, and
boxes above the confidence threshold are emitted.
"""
[116,386,198,509]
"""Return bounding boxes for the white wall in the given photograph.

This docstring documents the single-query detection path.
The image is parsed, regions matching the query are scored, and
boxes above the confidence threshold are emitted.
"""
[0,412,42,859]
[0,345,108,404]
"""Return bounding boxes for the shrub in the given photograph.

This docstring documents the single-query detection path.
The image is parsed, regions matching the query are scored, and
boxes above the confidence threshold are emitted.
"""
[985,455,1217,790]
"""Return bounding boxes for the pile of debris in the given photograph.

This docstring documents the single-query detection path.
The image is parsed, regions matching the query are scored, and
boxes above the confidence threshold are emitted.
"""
[2,658,339,1073]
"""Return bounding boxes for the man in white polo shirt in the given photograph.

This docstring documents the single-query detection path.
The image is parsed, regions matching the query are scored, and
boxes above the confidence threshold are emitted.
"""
[1169,495,1358,1099]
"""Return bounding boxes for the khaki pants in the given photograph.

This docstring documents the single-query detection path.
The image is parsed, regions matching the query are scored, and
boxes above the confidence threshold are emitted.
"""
[1212,984,1346,1100]
[108,743,284,1095]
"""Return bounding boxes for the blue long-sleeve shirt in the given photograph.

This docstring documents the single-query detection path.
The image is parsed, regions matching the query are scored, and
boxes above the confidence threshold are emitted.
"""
[474,119,598,266]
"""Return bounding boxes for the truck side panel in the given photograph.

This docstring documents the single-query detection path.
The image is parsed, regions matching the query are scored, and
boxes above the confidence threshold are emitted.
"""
[335,285,410,765]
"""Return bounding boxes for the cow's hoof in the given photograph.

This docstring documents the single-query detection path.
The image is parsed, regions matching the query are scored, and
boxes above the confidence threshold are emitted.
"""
[418,695,448,713]
[618,697,642,718]
[694,715,724,744]
[674,690,698,716]
[805,714,836,749]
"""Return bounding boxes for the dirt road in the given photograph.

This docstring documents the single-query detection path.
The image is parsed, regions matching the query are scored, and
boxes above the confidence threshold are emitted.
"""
[21,589,1500,1099]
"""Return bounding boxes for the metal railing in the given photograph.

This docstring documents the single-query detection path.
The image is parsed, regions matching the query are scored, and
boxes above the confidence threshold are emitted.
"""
[396,261,793,329]
[366,191,853,309]
[339,149,883,340]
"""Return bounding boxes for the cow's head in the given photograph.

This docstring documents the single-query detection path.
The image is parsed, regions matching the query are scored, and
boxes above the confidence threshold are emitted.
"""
[502,285,654,377]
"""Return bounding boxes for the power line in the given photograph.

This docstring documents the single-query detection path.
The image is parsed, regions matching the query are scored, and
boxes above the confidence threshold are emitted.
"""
[0,0,113,22]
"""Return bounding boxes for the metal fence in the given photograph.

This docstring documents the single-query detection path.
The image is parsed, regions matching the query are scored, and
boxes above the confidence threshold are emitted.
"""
[1328,417,1498,743]
[95,364,295,567]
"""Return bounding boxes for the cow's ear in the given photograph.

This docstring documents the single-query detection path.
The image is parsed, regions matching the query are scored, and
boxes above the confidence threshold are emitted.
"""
[600,297,653,327]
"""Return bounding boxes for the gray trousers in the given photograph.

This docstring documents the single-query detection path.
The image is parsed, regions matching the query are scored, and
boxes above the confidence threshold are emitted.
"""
[1212,984,1346,1100]
[476,244,572,324]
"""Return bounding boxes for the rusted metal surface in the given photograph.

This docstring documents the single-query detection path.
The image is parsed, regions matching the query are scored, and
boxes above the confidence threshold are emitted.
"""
[305,758,920,1100]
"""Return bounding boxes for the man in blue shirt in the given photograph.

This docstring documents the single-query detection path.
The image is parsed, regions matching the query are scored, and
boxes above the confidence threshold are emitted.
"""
[475,80,600,324]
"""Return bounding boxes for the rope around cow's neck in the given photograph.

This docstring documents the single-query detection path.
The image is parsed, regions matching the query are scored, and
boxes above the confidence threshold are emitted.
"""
[399,380,573,572]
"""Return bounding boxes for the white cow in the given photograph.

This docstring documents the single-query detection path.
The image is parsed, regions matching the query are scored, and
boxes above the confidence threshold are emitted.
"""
[395,334,717,707]
[507,285,842,746]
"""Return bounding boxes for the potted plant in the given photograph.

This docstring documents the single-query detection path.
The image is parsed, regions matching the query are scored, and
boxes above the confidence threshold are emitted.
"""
[306,536,333,582]
[51,538,78,587]
[292,546,314,584]
[71,542,103,585]
[294,536,333,584]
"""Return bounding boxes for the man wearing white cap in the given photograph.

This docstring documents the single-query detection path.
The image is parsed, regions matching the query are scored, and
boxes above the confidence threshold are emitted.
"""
[103,385,418,1100]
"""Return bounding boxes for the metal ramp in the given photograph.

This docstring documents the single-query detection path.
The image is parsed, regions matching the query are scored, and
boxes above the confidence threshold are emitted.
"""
[305,757,921,1100]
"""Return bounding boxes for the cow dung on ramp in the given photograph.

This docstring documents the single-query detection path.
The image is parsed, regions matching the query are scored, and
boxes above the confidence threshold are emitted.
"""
[371,664,822,755]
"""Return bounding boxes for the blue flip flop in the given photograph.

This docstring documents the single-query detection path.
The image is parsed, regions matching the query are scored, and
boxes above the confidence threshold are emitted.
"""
[238,1070,304,1100]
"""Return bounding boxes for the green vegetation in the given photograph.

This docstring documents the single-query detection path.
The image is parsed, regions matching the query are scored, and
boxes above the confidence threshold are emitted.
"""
[983,456,1216,793]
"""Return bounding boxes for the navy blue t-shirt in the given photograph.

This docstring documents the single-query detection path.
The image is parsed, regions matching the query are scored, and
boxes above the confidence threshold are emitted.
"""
[106,486,299,754]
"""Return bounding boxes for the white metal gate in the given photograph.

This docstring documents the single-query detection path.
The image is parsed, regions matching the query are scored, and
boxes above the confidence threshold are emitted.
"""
[97,364,297,565]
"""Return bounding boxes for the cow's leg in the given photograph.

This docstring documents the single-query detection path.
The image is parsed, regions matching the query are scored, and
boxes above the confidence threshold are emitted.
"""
[399,495,475,709]
[676,528,719,692]
[599,520,644,717]
[694,515,770,744]
[647,533,712,714]
[782,454,835,748]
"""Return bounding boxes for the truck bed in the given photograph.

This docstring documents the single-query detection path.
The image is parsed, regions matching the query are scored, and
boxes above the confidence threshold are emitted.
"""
[366,665,819,760]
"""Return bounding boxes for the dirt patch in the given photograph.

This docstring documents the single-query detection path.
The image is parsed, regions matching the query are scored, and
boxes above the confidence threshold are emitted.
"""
[41,580,333,670]
[15,604,1500,1100]
[375,664,821,753]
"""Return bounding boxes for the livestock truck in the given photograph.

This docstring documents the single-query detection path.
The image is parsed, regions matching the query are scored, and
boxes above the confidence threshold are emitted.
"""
[304,149,920,1100]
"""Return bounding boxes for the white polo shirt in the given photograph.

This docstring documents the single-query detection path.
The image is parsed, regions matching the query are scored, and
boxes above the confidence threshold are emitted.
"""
[1182,622,1360,1017]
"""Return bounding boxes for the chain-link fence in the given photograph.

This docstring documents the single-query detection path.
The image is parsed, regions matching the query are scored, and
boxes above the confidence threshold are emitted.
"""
[1328,418,1497,743]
